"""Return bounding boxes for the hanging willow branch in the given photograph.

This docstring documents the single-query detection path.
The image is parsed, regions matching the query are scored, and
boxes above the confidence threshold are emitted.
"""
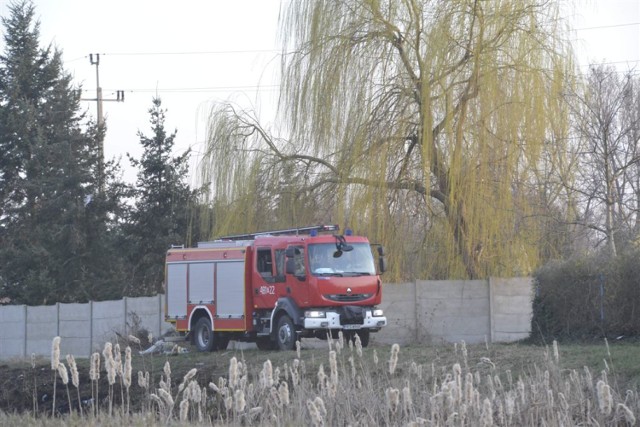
[199,0,575,279]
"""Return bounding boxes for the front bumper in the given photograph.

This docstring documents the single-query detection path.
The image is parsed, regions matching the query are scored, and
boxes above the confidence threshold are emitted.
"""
[303,309,387,330]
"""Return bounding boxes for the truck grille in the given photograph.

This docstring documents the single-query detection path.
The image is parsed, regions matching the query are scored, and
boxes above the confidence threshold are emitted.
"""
[325,293,371,302]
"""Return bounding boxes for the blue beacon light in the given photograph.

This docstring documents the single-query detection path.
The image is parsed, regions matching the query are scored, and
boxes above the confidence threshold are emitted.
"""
[345,228,353,236]
[310,229,318,237]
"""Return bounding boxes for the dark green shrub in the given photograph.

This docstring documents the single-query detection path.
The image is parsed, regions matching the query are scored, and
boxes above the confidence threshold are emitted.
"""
[531,250,640,341]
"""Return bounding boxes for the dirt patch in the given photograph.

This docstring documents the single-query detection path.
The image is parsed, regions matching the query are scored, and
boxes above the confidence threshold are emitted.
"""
[0,339,316,416]
[0,342,228,416]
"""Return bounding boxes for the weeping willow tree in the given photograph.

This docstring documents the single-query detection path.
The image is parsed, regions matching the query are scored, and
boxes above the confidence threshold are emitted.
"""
[199,0,575,279]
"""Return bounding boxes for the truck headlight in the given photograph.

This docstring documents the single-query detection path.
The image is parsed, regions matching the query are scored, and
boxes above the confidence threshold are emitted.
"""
[372,309,384,317]
[305,310,326,318]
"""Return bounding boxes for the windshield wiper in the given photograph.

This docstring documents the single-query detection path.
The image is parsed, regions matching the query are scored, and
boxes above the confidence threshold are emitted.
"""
[316,272,344,277]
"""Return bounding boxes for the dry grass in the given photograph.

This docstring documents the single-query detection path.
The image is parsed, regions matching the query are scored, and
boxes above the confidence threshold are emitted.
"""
[1,336,639,425]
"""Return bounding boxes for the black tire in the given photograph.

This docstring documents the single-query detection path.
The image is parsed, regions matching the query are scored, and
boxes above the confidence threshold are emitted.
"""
[256,337,275,351]
[343,330,355,343]
[194,317,215,352]
[216,333,230,351]
[276,314,297,351]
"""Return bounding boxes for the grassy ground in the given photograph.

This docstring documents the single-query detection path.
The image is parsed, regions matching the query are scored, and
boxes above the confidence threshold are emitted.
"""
[1,336,639,425]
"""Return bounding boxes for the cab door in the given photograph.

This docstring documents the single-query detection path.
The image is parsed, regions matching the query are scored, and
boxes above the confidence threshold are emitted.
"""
[252,246,279,309]
[284,245,309,305]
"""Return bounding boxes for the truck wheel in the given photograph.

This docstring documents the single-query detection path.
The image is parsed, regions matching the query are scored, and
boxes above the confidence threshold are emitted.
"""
[276,315,297,351]
[194,317,215,352]
[256,337,275,351]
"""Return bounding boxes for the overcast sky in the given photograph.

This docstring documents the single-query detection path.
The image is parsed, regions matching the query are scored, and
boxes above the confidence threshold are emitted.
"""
[2,0,639,184]
[4,0,283,184]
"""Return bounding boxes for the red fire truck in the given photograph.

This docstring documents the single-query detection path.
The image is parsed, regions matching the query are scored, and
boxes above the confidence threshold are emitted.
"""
[164,225,387,351]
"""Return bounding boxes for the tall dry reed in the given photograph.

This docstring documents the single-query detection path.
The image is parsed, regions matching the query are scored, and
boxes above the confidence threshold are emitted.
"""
[36,336,640,426]
[50,336,60,416]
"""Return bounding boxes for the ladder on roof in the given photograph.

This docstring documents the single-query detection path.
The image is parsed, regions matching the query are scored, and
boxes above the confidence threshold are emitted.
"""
[218,224,339,241]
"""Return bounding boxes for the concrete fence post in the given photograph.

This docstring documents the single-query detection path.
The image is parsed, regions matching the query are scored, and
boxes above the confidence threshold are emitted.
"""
[414,280,419,342]
[124,297,128,336]
[158,294,163,339]
[22,304,27,358]
[56,302,60,337]
[488,277,495,344]
[89,300,94,356]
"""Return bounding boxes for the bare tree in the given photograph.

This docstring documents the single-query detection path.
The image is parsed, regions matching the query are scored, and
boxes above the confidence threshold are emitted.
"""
[566,66,640,256]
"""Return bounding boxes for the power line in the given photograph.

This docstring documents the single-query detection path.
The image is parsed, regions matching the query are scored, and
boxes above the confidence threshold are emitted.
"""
[64,49,281,68]
[100,49,280,57]
[57,23,640,63]
[81,85,280,94]
[579,59,640,67]
[573,22,640,31]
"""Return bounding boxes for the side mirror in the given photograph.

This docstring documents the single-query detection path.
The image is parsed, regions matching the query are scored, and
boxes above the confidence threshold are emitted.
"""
[378,256,387,274]
[377,245,385,256]
[333,243,353,257]
[285,247,299,258]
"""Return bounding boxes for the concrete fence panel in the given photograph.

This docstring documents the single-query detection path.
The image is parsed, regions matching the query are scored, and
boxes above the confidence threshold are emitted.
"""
[59,303,92,358]
[416,280,490,344]
[92,300,127,353]
[25,305,58,357]
[490,277,534,342]
[126,295,174,340]
[0,305,26,359]
[375,282,416,345]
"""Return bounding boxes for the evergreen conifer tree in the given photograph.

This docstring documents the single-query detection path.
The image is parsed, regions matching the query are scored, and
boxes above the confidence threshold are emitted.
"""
[126,97,197,295]
[0,1,129,304]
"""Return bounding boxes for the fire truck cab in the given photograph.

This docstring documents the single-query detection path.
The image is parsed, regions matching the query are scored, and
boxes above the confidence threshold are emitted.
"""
[164,225,387,351]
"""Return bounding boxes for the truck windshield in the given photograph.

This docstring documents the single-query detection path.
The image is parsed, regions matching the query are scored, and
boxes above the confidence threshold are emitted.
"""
[308,243,376,276]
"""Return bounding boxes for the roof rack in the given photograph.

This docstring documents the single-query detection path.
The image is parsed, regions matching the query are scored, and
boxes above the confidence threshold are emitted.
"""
[218,224,339,241]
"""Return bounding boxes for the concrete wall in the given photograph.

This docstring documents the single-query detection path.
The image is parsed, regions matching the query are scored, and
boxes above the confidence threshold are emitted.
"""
[0,278,533,360]
[373,277,534,345]
[0,295,172,360]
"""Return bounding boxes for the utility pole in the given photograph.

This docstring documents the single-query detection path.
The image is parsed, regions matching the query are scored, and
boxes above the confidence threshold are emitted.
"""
[91,53,103,128]
[81,53,125,193]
